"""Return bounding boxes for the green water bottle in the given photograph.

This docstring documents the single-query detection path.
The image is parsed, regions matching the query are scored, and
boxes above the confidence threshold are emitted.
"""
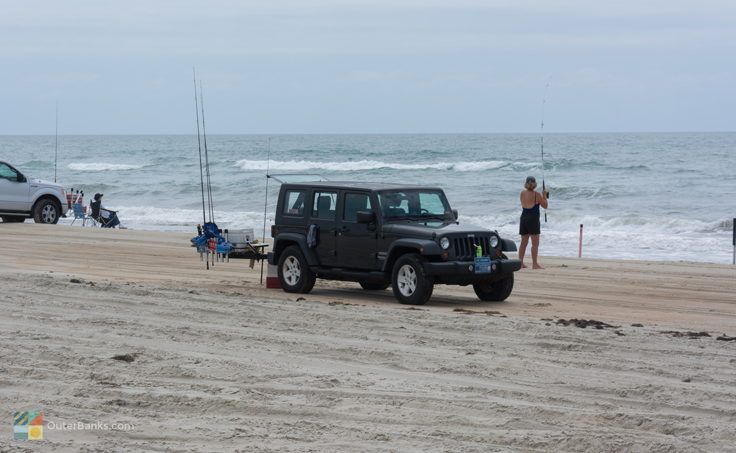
[475,244,482,258]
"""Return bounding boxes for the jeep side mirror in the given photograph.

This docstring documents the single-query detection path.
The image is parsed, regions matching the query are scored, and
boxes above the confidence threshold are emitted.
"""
[452,209,458,220]
[16,173,26,183]
[356,210,375,224]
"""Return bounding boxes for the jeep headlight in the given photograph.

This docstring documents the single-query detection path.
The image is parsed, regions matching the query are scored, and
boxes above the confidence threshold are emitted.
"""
[489,235,499,248]
[440,237,450,250]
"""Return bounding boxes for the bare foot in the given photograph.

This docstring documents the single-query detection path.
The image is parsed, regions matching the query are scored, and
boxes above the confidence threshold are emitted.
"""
[533,264,544,269]
[521,263,528,269]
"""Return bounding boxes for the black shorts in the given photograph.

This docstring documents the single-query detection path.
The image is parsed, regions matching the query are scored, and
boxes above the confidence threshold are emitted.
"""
[519,213,541,235]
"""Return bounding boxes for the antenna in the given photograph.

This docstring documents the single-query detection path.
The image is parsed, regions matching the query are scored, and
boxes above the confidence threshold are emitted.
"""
[260,137,272,285]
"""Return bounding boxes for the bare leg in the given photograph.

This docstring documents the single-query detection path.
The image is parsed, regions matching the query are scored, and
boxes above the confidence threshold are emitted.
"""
[531,234,543,269]
[519,235,529,268]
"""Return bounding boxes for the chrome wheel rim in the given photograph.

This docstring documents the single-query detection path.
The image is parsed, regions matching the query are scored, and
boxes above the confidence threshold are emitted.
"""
[41,204,57,223]
[397,264,417,297]
[282,256,301,286]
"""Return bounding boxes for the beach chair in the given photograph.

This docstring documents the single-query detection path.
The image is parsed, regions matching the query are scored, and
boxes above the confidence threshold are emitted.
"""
[70,203,95,226]
[89,200,115,227]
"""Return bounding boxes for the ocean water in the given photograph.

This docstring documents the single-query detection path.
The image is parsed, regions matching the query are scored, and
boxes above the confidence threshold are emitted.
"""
[2,133,734,264]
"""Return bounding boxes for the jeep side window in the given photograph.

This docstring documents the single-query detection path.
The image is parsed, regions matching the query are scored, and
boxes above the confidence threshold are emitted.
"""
[283,190,305,216]
[312,191,337,219]
[379,191,409,217]
[0,163,18,181]
[343,193,372,222]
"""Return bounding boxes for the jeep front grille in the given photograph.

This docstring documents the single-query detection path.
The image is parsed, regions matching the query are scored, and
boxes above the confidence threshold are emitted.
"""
[452,236,492,260]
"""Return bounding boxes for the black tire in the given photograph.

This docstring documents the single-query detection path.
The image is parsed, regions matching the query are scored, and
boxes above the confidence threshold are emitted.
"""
[32,198,61,224]
[391,253,434,305]
[359,281,390,291]
[277,245,316,294]
[473,274,514,302]
[1,216,26,223]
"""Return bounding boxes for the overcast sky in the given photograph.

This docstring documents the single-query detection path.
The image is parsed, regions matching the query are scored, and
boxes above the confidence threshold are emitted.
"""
[1,0,734,134]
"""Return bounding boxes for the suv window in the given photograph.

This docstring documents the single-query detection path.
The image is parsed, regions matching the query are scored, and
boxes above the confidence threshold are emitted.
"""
[0,163,18,180]
[378,189,450,218]
[283,190,305,216]
[312,191,337,220]
[343,192,372,222]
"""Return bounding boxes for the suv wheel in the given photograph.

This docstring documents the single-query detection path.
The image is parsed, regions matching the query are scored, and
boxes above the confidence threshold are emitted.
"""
[1,216,25,223]
[33,199,61,224]
[278,245,316,293]
[473,274,514,301]
[391,253,434,305]
[359,281,390,291]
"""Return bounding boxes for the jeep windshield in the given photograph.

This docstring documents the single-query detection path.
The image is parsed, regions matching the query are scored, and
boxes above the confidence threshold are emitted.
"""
[377,189,452,221]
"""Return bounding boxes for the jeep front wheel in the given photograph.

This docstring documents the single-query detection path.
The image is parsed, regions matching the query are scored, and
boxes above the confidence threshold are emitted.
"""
[391,253,434,305]
[33,199,61,224]
[473,274,514,302]
[277,245,316,294]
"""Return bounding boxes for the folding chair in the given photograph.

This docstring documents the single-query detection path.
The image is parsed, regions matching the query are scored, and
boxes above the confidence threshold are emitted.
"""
[88,201,115,227]
[70,203,95,226]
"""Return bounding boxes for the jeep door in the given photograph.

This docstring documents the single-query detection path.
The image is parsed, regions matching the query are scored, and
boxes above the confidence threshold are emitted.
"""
[0,162,30,211]
[336,191,378,269]
[309,190,339,266]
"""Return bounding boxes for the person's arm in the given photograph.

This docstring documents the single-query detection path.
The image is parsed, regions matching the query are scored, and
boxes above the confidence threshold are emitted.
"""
[537,191,549,209]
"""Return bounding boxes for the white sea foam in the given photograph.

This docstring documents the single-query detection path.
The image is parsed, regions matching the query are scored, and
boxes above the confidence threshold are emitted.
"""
[235,159,511,172]
[68,163,145,171]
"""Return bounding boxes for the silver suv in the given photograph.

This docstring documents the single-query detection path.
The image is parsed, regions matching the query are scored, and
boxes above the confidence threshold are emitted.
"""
[0,161,68,224]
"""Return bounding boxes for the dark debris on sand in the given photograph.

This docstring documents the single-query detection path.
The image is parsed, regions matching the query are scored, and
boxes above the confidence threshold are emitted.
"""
[716,334,736,341]
[556,319,619,329]
[453,308,506,317]
[111,353,140,363]
[660,331,711,339]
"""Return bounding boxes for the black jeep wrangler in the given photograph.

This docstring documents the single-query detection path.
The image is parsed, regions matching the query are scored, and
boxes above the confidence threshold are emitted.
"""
[268,182,522,305]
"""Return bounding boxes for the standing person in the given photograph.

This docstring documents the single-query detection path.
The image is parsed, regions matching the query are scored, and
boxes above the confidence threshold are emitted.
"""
[518,176,548,269]
[90,193,125,228]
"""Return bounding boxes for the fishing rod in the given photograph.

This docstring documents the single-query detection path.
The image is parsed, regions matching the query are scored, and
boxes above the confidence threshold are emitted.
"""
[260,137,272,285]
[540,79,551,223]
[199,81,215,223]
[54,103,58,183]
[193,68,207,226]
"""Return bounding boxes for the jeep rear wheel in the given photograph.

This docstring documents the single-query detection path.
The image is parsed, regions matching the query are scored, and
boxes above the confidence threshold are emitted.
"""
[278,245,316,294]
[359,281,390,291]
[473,274,514,302]
[391,253,434,305]
[33,199,61,224]
[1,216,25,223]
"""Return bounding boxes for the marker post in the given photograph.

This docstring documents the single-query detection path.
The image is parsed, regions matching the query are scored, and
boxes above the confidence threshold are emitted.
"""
[732,218,735,265]
[578,224,583,258]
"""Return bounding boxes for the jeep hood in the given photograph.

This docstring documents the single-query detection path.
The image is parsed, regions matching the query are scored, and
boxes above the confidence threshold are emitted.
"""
[382,222,493,239]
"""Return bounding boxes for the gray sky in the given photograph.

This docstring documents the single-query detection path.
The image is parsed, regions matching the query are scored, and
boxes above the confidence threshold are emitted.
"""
[1,0,734,134]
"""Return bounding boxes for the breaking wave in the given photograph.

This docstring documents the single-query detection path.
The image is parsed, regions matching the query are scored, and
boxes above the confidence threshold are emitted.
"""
[235,159,517,172]
[68,163,146,171]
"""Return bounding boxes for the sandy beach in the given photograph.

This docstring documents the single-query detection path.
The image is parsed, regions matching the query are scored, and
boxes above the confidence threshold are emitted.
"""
[1,223,735,452]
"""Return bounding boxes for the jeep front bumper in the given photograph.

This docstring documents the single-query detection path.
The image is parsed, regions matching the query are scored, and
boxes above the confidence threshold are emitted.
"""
[423,258,522,277]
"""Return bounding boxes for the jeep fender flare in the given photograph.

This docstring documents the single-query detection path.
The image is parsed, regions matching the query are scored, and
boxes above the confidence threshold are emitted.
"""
[500,238,517,252]
[270,233,319,266]
[382,239,443,273]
